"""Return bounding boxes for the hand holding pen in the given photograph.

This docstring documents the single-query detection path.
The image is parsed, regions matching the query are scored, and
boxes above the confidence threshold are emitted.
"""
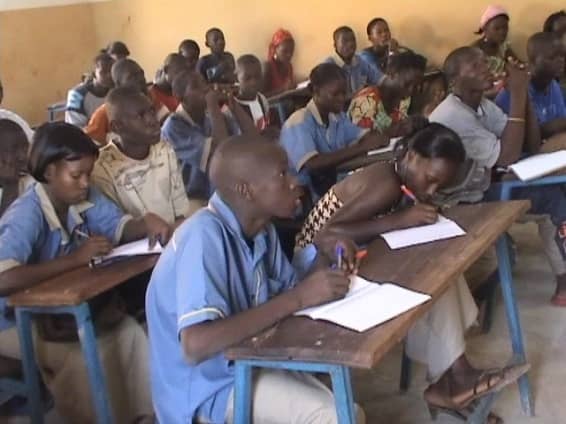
[71,230,113,266]
[399,185,438,227]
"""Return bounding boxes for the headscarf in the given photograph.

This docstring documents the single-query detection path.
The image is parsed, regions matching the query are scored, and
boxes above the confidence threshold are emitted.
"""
[478,5,509,33]
[268,29,294,61]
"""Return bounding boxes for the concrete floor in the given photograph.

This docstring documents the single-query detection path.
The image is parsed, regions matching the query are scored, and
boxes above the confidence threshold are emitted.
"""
[3,222,565,423]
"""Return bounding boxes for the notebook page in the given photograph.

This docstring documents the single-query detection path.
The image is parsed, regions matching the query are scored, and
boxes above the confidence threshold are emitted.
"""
[381,216,465,249]
[100,238,163,260]
[509,151,566,181]
[368,137,402,156]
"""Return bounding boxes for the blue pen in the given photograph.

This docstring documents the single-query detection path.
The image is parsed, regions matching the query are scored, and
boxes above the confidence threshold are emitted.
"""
[336,245,344,270]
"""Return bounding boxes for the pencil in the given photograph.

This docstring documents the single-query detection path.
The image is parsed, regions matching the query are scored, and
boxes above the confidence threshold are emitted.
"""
[400,185,418,203]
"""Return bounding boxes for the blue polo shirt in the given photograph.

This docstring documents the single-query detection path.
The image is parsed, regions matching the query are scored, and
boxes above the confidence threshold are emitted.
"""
[145,193,317,424]
[324,53,382,97]
[161,105,239,200]
[0,183,132,331]
[279,99,368,200]
[495,80,566,125]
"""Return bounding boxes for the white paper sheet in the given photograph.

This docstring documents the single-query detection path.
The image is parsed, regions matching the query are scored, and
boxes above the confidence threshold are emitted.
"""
[367,137,402,156]
[381,216,466,249]
[92,238,163,266]
[509,151,566,181]
[295,276,431,332]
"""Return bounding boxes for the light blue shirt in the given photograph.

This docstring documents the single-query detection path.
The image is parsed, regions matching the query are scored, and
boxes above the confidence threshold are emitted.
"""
[495,80,566,125]
[279,99,368,200]
[145,193,317,424]
[0,183,131,331]
[324,53,382,97]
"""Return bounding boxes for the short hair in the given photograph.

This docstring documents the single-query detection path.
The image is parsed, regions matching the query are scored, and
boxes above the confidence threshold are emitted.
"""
[178,39,200,55]
[0,119,28,150]
[387,51,427,75]
[527,32,559,62]
[443,46,482,83]
[543,10,566,33]
[94,52,114,67]
[163,53,186,72]
[111,58,142,84]
[106,41,130,57]
[205,27,223,41]
[171,70,201,99]
[333,26,354,42]
[366,18,388,36]
[236,54,261,70]
[28,122,98,183]
[397,122,466,164]
[309,63,346,89]
[105,86,146,120]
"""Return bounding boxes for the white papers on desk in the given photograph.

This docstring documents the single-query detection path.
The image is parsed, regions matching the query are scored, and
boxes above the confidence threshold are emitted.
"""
[367,137,402,156]
[91,238,163,267]
[296,80,310,89]
[295,275,430,332]
[381,216,466,249]
[508,151,566,181]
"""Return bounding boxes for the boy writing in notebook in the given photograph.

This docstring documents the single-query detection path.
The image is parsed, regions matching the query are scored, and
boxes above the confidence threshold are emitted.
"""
[197,28,236,84]
[146,135,366,424]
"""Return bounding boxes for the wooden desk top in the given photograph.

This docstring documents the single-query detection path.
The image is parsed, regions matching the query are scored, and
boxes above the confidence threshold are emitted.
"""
[226,201,530,368]
[8,255,158,308]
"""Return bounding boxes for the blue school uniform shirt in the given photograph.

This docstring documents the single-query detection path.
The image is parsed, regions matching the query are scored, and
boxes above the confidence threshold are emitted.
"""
[358,48,385,79]
[145,193,317,424]
[324,53,382,97]
[279,99,368,200]
[495,80,566,125]
[161,105,240,200]
[0,183,132,331]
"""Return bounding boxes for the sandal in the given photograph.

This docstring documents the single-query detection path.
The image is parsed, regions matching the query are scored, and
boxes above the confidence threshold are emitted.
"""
[427,400,503,423]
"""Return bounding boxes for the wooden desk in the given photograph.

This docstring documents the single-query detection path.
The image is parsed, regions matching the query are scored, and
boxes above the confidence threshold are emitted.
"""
[337,150,394,174]
[8,255,158,424]
[227,201,533,423]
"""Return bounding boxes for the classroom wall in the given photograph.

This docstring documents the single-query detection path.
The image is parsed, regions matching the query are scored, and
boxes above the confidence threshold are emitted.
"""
[0,3,98,125]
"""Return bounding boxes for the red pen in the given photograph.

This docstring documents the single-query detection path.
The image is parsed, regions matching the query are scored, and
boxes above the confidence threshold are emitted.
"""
[355,250,368,260]
[400,185,418,203]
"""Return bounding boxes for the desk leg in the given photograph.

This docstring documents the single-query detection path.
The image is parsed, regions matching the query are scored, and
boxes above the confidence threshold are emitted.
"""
[15,309,43,424]
[467,392,497,424]
[330,365,355,424]
[73,303,113,424]
[233,361,252,424]
[496,236,534,416]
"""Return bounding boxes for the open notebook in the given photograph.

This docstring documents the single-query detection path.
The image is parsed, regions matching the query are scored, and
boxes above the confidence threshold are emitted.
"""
[90,238,163,268]
[381,216,466,249]
[509,151,566,181]
[367,137,402,156]
[295,276,431,332]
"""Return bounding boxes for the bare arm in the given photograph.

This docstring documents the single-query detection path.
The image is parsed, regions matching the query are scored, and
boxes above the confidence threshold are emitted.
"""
[206,93,230,143]
[226,96,259,135]
[524,99,542,154]
[540,118,566,139]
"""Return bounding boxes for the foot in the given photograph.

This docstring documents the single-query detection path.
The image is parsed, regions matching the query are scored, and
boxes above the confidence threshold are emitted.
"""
[426,399,503,423]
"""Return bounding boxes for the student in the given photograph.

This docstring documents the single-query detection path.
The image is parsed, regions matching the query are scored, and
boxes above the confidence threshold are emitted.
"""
[264,28,296,96]
[295,123,522,422]
[348,51,427,135]
[0,122,170,423]
[471,5,519,96]
[419,72,449,117]
[430,46,566,306]
[0,78,34,142]
[0,120,28,216]
[496,32,566,140]
[92,86,191,226]
[197,28,236,84]
[359,18,408,76]
[325,26,382,98]
[234,54,270,131]
[543,10,566,99]
[146,135,369,424]
[106,40,130,61]
[150,53,188,112]
[85,58,170,145]
[280,63,388,201]
[178,39,200,71]
[65,52,114,128]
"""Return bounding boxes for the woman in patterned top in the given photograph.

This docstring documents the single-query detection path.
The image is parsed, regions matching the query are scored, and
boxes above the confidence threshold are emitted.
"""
[348,51,427,137]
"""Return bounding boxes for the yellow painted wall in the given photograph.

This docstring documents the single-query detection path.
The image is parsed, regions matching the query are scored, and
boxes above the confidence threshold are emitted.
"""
[1,0,564,125]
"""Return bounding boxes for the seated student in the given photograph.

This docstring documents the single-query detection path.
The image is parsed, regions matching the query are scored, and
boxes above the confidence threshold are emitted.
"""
[85,58,170,145]
[324,26,382,98]
[471,5,520,97]
[496,32,566,143]
[146,135,369,424]
[197,28,236,84]
[543,10,566,99]
[359,18,409,76]
[0,122,171,423]
[233,54,270,131]
[106,40,130,61]
[419,72,449,118]
[0,120,28,216]
[178,39,200,71]
[295,123,522,422]
[348,51,428,135]
[264,28,296,96]
[161,71,251,209]
[280,63,388,201]
[65,52,114,128]
[0,79,34,142]
[150,53,188,112]
[430,46,566,306]
[92,86,191,226]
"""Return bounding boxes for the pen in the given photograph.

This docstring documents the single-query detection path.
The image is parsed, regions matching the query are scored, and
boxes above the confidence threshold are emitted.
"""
[75,229,90,239]
[356,250,368,260]
[336,245,344,270]
[400,185,418,203]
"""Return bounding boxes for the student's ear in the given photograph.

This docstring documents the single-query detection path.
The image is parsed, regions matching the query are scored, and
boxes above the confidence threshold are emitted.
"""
[43,163,56,183]
[235,181,253,201]
[109,118,123,135]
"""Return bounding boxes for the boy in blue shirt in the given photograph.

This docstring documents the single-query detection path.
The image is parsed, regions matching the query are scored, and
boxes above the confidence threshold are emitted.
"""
[197,28,236,84]
[496,32,566,140]
[324,26,382,98]
[146,135,365,424]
